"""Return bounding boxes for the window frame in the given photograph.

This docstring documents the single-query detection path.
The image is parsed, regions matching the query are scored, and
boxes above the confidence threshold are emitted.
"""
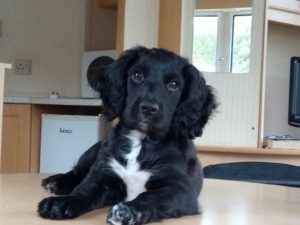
[193,9,252,74]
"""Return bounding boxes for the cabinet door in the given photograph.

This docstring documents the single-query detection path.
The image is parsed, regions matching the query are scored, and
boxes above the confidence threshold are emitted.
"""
[1,104,31,173]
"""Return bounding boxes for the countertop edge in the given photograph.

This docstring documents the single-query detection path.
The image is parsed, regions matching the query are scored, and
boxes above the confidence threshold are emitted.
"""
[3,97,102,106]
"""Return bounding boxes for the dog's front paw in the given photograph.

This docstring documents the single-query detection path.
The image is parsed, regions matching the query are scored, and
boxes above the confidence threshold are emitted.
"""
[41,173,77,195]
[38,196,86,219]
[107,203,142,225]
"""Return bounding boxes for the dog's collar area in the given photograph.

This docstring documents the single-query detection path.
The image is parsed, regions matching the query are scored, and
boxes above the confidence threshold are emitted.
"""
[123,127,163,144]
[125,130,145,148]
[125,130,145,141]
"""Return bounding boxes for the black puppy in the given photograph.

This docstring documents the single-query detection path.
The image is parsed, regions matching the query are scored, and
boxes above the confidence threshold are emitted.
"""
[38,47,217,225]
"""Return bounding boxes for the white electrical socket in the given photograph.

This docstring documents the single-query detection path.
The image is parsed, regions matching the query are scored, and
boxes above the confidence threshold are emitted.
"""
[14,59,32,75]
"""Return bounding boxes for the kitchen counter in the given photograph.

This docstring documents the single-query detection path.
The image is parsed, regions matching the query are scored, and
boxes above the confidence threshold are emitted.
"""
[2,98,103,173]
[4,96,102,106]
[1,174,300,225]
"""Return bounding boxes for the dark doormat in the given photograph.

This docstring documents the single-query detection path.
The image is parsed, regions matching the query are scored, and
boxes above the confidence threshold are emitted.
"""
[203,162,300,187]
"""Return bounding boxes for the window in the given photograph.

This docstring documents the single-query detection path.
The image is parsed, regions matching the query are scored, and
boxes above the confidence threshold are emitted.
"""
[193,10,252,74]
[231,14,252,73]
[193,15,218,72]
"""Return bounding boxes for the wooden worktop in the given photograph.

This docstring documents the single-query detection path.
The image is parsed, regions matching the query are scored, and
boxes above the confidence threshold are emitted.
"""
[4,96,102,106]
[0,174,299,225]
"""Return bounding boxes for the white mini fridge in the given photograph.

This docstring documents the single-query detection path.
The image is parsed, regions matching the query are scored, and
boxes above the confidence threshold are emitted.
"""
[40,114,105,173]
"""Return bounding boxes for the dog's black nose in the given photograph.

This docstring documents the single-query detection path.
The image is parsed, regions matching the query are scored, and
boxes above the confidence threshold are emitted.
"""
[139,101,159,115]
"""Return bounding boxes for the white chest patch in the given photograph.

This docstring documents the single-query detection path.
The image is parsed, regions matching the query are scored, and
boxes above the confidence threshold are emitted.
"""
[109,130,151,201]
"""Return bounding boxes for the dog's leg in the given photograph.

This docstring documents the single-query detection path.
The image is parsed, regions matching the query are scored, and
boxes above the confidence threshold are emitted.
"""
[41,141,101,195]
[38,165,126,220]
[107,178,200,225]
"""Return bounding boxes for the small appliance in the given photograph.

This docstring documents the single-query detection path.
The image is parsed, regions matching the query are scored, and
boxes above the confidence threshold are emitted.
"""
[81,50,117,98]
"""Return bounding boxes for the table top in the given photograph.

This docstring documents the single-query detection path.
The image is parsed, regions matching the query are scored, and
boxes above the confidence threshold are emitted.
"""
[0,174,299,225]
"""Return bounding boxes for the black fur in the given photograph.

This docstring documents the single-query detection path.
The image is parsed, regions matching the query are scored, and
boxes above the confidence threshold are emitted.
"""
[38,47,217,224]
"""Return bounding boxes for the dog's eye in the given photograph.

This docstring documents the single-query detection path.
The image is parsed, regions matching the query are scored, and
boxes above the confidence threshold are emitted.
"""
[131,72,144,83]
[167,81,180,91]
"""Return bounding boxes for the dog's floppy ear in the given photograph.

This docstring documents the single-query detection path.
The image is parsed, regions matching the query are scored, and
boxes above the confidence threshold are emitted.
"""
[88,48,140,120]
[172,64,217,139]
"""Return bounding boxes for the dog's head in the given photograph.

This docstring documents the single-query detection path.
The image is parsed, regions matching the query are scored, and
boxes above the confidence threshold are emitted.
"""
[89,47,217,139]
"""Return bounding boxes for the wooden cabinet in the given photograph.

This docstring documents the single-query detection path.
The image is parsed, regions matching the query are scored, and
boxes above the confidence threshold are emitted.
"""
[97,0,117,9]
[158,0,182,54]
[85,0,117,51]
[1,104,32,173]
[1,103,102,173]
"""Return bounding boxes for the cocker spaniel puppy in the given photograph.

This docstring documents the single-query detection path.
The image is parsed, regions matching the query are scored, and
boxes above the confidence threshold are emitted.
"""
[38,46,217,225]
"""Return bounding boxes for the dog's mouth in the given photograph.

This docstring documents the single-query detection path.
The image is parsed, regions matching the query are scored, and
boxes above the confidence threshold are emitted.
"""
[136,115,163,134]
[123,105,167,138]
[138,120,151,132]
[123,114,168,141]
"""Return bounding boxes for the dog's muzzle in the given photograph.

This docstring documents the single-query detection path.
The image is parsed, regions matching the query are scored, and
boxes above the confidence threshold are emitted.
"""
[139,100,159,116]
[136,100,160,132]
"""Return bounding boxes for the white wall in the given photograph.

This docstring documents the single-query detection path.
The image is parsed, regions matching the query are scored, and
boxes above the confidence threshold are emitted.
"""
[264,22,300,138]
[0,0,86,97]
[123,0,159,49]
